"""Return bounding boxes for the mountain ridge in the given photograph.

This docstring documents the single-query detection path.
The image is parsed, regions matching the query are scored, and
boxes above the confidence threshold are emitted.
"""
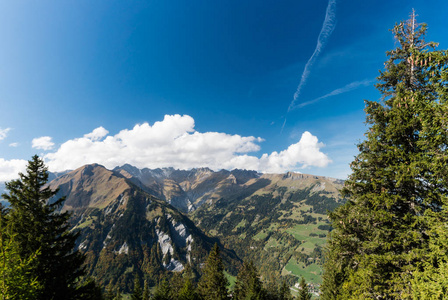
[46,164,241,292]
[3,163,345,290]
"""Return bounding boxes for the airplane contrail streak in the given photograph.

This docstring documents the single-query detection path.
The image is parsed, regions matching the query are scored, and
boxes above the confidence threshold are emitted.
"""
[280,118,287,134]
[288,0,337,112]
[296,79,375,108]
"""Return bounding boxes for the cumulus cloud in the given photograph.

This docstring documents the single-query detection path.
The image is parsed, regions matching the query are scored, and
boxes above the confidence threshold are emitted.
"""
[32,136,55,150]
[84,127,109,141]
[0,158,27,181]
[43,114,331,173]
[9,143,19,147]
[0,128,11,141]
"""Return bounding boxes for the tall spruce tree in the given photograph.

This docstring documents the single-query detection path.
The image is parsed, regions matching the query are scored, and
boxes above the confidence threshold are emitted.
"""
[197,243,229,300]
[153,279,171,300]
[2,155,88,299]
[297,278,311,300]
[322,11,448,299]
[233,261,265,300]
[131,277,143,300]
[178,278,198,300]
[278,280,292,300]
[142,279,151,300]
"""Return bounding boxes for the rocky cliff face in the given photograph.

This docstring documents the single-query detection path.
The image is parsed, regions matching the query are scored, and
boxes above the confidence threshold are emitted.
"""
[48,164,240,292]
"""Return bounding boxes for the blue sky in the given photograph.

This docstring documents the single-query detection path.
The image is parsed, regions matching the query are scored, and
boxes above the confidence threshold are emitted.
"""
[0,0,447,180]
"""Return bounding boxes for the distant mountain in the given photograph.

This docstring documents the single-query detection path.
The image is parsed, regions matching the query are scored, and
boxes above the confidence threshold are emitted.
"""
[48,164,241,292]
[114,164,260,212]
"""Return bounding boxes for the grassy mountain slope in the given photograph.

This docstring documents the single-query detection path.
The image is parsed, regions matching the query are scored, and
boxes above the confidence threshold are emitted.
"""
[191,172,345,285]
[48,164,241,293]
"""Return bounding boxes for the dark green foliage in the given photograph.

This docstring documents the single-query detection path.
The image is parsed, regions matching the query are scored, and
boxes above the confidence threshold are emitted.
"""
[75,277,104,300]
[170,272,186,299]
[131,276,143,300]
[304,193,340,215]
[233,261,266,300]
[153,279,171,300]
[114,290,122,300]
[104,285,116,300]
[146,251,300,300]
[278,281,292,300]
[178,278,199,300]
[142,280,150,300]
[2,155,90,300]
[198,243,229,300]
[264,282,280,300]
[317,224,332,231]
[287,188,342,214]
[0,220,40,300]
[297,277,311,300]
[322,12,448,299]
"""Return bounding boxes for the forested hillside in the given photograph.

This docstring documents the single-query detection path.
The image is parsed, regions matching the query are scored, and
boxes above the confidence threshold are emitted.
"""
[191,173,344,286]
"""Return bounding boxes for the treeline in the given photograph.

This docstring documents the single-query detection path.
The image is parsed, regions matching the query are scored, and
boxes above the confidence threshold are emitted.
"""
[109,244,309,300]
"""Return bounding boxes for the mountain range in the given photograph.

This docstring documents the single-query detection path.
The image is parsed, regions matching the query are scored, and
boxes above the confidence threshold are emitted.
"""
[2,163,345,293]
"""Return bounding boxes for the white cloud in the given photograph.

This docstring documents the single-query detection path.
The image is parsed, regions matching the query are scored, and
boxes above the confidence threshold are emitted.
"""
[84,127,109,141]
[9,143,19,147]
[44,114,331,173]
[0,128,11,141]
[32,136,55,150]
[0,158,27,181]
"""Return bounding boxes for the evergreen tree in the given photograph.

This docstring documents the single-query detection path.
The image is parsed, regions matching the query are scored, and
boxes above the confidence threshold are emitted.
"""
[197,243,229,300]
[170,271,185,299]
[153,279,171,300]
[278,280,292,300]
[75,277,104,300]
[322,11,448,299]
[178,278,199,300]
[233,261,265,300]
[142,279,150,300]
[264,281,281,300]
[131,276,143,300]
[114,290,122,300]
[104,283,116,300]
[297,278,311,300]
[2,155,90,299]
[104,290,115,300]
[0,219,40,300]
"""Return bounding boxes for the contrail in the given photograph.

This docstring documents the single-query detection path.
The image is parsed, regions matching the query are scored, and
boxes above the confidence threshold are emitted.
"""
[288,0,337,112]
[280,118,287,134]
[296,79,375,108]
